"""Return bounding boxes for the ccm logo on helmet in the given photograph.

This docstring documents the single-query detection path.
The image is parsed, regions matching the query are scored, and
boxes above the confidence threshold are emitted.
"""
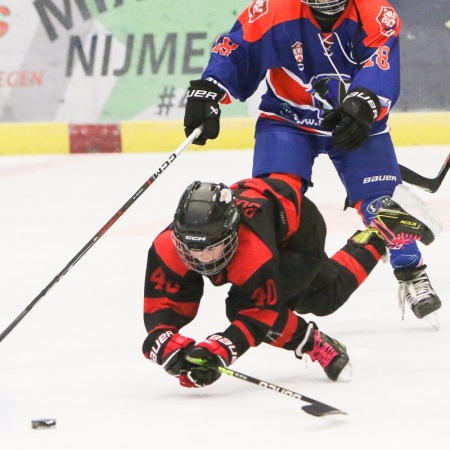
[185,236,207,241]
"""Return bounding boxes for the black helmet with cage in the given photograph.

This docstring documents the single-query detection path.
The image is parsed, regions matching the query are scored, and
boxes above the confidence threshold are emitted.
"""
[302,0,349,16]
[171,181,240,276]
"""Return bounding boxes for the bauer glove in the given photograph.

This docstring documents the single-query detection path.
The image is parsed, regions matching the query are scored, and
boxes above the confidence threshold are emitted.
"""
[184,79,222,145]
[142,331,196,387]
[183,334,235,388]
[322,88,380,151]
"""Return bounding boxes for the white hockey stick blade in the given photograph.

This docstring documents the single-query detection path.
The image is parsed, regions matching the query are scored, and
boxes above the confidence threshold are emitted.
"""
[392,184,443,240]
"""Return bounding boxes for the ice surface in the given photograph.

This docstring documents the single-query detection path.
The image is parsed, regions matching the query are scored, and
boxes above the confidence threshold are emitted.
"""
[0,146,448,449]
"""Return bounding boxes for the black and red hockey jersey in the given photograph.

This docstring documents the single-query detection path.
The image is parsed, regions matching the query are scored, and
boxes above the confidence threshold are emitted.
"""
[143,174,384,362]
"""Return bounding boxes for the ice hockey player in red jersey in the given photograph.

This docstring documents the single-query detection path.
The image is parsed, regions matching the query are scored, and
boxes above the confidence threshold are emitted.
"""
[183,0,441,321]
[142,175,436,388]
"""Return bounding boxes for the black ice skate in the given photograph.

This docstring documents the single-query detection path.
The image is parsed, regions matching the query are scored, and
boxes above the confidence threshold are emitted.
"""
[370,197,435,249]
[394,265,442,320]
[296,322,350,382]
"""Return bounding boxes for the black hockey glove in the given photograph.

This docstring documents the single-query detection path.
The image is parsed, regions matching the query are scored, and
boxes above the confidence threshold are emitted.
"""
[322,88,381,151]
[142,331,196,386]
[184,79,222,145]
[184,335,234,388]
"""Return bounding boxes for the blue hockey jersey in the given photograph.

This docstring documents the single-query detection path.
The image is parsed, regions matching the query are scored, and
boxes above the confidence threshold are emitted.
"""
[202,0,402,135]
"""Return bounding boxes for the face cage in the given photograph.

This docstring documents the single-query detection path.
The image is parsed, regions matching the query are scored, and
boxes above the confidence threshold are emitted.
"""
[172,232,239,276]
[302,0,348,16]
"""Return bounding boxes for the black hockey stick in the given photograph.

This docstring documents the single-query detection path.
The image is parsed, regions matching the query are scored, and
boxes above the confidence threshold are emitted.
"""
[209,364,347,417]
[0,126,203,343]
[399,153,449,193]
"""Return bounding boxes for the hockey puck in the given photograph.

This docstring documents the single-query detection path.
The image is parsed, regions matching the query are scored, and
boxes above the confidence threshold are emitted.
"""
[31,419,56,430]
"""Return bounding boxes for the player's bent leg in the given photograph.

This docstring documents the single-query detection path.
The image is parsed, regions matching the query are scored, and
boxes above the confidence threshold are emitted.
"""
[332,134,442,321]
[293,231,386,317]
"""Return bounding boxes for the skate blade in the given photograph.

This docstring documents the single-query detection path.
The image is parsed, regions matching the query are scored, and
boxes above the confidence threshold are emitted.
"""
[425,311,440,331]
[336,359,353,383]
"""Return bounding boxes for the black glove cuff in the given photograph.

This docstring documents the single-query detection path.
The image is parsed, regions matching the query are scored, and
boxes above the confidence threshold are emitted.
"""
[188,79,223,102]
[344,88,381,123]
[142,329,173,364]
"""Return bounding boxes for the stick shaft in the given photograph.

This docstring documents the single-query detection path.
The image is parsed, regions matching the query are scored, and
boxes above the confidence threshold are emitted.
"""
[0,127,202,343]
[399,153,449,193]
[213,365,346,416]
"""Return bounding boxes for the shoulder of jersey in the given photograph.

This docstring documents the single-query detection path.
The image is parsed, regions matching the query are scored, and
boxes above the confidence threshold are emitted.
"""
[237,0,304,43]
[349,0,402,39]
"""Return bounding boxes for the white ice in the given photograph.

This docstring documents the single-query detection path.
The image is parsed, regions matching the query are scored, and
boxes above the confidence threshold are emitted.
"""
[0,145,448,450]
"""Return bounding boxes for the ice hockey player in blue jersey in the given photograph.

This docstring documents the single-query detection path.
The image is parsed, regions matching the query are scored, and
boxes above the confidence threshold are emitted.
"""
[183,0,441,321]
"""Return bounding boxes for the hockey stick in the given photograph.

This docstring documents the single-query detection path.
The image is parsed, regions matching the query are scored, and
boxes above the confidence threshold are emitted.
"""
[278,102,449,193]
[0,126,203,343]
[399,153,449,193]
[209,364,347,417]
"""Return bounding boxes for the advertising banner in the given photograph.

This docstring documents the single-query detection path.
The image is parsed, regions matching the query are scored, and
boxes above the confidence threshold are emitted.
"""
[0,1,448,154]
[0,0,251,123]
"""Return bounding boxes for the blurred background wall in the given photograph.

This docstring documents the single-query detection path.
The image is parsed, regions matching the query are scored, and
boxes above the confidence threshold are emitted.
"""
[0,0,448,153]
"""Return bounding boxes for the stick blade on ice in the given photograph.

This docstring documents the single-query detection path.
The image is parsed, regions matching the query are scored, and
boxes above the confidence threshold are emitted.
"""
[301,403,348,417]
